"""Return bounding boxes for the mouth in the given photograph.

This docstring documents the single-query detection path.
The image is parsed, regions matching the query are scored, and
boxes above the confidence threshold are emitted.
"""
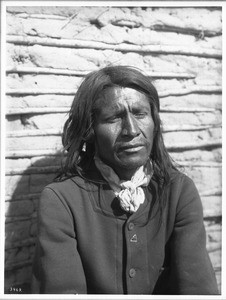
[118,144,145,153]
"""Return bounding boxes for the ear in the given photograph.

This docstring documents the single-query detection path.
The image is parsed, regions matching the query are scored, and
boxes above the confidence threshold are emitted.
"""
[85,128,95,143]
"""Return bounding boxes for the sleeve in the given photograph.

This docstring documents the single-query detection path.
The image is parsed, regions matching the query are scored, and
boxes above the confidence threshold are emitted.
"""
[31,187,87,294]
[166,176,219,295]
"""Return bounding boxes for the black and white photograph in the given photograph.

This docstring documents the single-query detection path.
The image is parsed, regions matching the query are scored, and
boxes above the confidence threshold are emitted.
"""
[1,1,224,298]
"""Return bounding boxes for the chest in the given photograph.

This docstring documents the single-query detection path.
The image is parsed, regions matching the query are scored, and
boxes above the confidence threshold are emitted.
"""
[71,185,169,294]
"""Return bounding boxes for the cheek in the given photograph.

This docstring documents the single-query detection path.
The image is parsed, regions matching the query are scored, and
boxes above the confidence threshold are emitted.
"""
[94,124,118,149]
[142,120,155,140]
[150,124,155,139]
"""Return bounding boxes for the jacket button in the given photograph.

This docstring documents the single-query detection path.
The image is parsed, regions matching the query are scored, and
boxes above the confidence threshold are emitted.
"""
[129,268,136,278]
[128,222,134,230]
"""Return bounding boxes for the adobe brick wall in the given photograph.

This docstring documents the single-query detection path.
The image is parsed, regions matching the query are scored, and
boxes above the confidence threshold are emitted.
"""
[5,6,222,293]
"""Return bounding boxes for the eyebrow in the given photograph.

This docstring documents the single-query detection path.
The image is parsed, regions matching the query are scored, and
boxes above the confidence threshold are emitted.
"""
[96,104,151,120]
[107,101,150,110]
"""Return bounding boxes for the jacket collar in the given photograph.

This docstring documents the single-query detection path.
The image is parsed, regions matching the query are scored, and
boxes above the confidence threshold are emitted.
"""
[79,162,158,223]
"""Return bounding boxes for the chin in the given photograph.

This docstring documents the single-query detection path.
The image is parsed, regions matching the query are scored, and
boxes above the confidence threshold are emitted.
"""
[117,156,148,170]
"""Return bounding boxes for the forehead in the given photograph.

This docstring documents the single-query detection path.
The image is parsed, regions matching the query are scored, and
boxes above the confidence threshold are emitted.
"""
[96,87,150,110]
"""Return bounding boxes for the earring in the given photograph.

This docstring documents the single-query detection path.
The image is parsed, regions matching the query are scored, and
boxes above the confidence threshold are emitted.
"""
[82,143,86,152]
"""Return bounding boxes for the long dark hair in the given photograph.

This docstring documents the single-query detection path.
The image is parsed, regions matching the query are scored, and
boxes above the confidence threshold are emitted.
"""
[56,65,178,215]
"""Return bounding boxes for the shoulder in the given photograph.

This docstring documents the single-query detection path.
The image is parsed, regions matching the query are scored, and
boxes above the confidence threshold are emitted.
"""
[166,168,202,212]
[170,170,202,214]
[40,175,94,210]
[45,166,103,195]
[45,175,87,193]
[169,168,197,192]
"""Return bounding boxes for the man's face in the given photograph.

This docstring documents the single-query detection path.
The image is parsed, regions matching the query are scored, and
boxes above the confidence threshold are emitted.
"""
[94,87,155,179]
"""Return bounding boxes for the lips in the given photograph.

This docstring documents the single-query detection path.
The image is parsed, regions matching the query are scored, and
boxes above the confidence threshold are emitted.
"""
[118,143,145,152]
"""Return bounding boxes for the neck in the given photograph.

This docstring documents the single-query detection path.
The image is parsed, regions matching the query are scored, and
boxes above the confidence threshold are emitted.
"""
[113,166,138,181]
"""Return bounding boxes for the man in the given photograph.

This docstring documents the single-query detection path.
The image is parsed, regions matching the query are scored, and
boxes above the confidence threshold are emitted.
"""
[32,66,218,294]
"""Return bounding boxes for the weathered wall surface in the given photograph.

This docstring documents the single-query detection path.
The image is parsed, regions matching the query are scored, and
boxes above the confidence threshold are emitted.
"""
[5,6,222,294]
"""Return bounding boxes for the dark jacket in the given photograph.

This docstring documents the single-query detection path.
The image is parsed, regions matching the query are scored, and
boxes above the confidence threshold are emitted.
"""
[32,167,218,294]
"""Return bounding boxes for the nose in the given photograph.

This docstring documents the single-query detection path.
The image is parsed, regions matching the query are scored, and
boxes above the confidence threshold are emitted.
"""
[122,114,140,137]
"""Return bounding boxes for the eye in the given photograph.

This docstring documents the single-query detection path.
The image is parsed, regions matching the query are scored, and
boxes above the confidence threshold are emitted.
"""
[104,115,121,123]
[134,112,148,118]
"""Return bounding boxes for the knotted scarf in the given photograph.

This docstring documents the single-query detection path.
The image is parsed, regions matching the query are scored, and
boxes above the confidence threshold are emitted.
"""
[94,156,153,213]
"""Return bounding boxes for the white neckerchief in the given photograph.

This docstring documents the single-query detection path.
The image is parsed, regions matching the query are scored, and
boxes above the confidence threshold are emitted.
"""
[94,156,153,213]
